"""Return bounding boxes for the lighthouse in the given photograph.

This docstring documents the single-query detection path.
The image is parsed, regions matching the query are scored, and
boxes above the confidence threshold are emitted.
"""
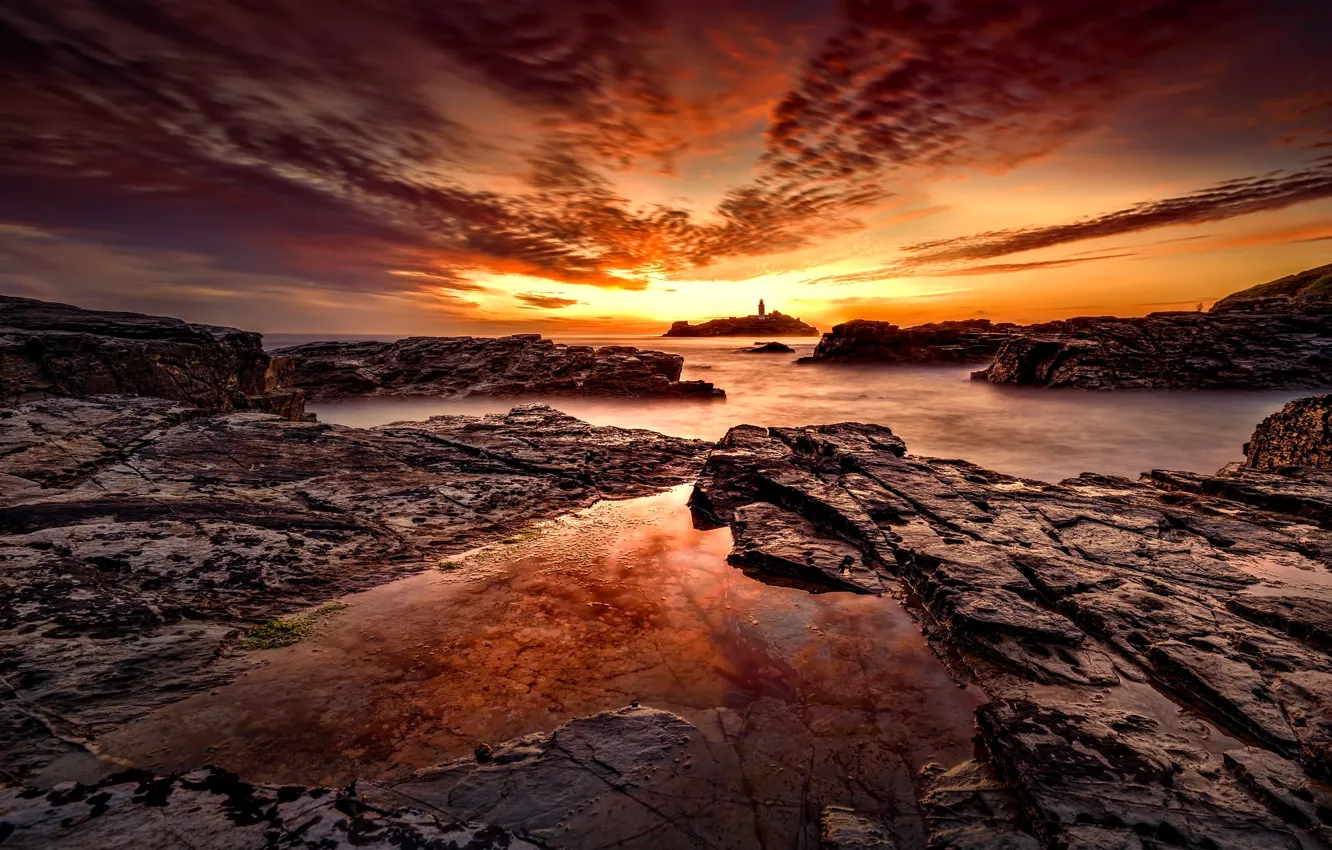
[758,298,766,317]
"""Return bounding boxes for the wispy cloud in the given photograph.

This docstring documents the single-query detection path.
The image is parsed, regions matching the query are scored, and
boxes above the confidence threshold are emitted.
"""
[516,292,580,309]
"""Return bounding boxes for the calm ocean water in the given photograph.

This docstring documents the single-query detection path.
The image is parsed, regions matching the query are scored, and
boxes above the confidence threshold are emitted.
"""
[265,333,1317,483]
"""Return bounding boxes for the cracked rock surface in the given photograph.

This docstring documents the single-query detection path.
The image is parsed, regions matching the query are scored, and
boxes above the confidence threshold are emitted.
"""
[274,335,725,399]
[0,397,708,781]
[691,416,1332,848]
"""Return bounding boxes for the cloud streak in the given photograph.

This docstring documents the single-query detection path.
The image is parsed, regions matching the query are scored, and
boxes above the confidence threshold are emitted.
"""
[900,159,1332,264]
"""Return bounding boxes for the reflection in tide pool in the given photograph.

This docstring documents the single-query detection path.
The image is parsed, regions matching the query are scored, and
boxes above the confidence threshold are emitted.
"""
[101,486,983,847]
[291,334,1318,482]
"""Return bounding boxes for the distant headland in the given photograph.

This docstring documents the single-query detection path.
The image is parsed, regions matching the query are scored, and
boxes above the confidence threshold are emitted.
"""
[663,299,819,337]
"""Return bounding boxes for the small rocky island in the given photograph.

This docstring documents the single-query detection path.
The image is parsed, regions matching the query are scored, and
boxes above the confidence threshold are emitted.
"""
[664,299,818,337]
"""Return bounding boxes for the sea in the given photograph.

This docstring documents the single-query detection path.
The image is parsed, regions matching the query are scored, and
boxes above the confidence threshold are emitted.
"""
[263,333,1318,483]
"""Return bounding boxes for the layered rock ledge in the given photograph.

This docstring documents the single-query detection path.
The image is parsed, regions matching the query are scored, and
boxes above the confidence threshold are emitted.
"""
[0,398,708,780]
[1,296,305,418]
[798,318,1025,364]
[663,310,818,337]
[975,263,1332,389]
[273,335,725,399]
[691,411,1332,848]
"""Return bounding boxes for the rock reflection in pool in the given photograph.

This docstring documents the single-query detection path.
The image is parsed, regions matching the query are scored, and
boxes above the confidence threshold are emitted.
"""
[101,484,984,846]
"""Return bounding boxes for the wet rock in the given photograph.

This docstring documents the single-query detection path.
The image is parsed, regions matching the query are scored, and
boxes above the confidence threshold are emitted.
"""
[820,806,896,849]
[274,335,725,399]
[0,765,540,849]
[691,411,1332,845]
[664,311,818,337]
[1228,594,1332,655]
[0,296,305,418]
[741,341,796,353]
[0,398,709,779]
[798,319,1024,364]
[976,263,1332,389]
[978,699,1301,849]
[728,501,887,593]
[375,706,758,849]
[1244,394,1332,470]
[918,760,1040,850]
[1224,747,1332,837]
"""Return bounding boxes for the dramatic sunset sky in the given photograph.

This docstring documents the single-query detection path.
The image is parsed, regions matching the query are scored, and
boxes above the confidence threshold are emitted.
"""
[1,0,1330,335]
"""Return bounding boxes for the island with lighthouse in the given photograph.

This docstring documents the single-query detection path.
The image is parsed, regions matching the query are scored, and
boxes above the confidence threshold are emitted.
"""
[662,299,819,337]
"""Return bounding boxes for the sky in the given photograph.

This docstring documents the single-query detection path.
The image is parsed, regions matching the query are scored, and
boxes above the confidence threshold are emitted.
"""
[1,0,1330,336]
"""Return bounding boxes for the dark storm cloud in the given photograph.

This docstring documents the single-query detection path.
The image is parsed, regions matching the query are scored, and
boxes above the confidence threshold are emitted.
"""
[899,159,1332,264]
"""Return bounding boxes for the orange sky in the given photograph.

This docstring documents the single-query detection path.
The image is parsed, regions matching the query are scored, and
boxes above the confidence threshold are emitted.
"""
[1,0,1329,336]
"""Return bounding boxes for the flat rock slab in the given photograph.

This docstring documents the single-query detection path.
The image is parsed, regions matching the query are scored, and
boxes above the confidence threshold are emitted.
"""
[0,398,709,780]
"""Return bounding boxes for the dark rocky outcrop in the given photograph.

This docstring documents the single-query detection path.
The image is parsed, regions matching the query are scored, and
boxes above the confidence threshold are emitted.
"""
[798,318,1025,364]
[1244,394,1332,470]
[273,335,724,399]
[741,341,796,353]
[0,296,306,418]
[976,263,1332,389]
[691,410,1332,848]
[663,310,818,337]
[0,398,709,780]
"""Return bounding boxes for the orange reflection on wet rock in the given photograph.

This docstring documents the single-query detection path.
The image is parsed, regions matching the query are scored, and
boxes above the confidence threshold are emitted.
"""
[98,485,984,843]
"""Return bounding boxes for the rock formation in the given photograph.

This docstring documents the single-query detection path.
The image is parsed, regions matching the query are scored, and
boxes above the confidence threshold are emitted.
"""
[740,341,796,353]
[663,310,818,337]
[976,262,1332,388]
[798,318,1025,364]
[273,336,724,399]
[0,398,709,779]
[691,412,1332,848]
[1244,394,1332,470]
[0,295,306,418]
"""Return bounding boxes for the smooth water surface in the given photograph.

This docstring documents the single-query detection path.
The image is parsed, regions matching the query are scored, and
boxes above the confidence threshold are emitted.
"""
[281,334,1317,482]
[101,486,983,846]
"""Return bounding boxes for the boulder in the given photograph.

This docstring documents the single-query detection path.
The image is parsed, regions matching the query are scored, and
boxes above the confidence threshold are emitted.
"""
[1244,394,1332,470]
[741,341,796,353]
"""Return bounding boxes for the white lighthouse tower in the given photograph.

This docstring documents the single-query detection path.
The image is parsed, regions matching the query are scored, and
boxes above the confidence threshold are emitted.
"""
[758,298,766,317]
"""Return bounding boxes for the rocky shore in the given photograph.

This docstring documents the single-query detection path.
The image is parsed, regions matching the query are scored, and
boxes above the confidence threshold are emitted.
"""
[8,296,1332,848]
[976,263,1332,389]
[664,310,818,337]
[798,318,1025,364]
[274,335,725,399]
